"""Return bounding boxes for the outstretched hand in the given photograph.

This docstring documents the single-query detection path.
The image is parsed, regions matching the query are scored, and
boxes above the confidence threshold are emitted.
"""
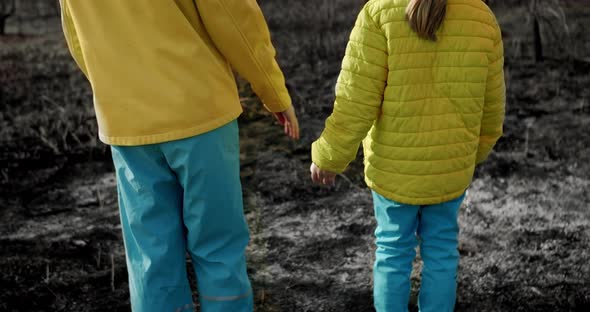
[273,105,300,140]
[310,163,337,186]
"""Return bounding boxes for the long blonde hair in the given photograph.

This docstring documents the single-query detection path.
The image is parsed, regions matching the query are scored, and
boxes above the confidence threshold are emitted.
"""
[406,0,448,41]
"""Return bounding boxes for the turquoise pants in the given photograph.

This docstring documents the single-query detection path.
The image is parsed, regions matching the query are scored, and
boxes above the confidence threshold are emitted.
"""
[372,191,466,312]
[111,120,253,312]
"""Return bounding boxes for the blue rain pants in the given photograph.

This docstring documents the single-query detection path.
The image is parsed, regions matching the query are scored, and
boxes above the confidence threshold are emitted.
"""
[111,120,253,312]
[372,191,466,312]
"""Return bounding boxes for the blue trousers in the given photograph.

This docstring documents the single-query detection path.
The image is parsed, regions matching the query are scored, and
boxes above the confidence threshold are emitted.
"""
[372,191,466,312]
[111,120,253,312]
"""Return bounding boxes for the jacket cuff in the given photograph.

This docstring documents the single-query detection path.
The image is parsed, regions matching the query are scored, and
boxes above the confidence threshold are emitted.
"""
[311,141,347,174]
[261,88,291,113]
[475,143,493,164]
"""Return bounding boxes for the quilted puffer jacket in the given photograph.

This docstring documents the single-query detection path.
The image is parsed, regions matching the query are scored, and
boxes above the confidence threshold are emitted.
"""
[311,0,505,205]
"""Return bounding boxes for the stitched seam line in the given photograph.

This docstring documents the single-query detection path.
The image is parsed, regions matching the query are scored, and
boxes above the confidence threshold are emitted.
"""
[386,81,486,87]
[340,68,385,83]
[364,2,388,40]
[389,35,493,40]
[369,161,475,176]
[326,118,371,136]
[370,3,491,21]
[375,125,479,134]
[348,40,388,56]
[390,50,489,55]
[377,18,496,31]
[381,111,481,119]
[355,24,386,39]
[337,95,381,108]
[344,54,388,70]
[314,143,348,172]
[371,138,479,149]
[316,137,348,158]
[316,130,357,166]
[338,81,385,96]
[370,5,407,20]
[382,96,482,104]
[347,39,387,53]
[218,0,284,107]
[334,107,376,122]
[370,149,477,162]
[389,65,487,71]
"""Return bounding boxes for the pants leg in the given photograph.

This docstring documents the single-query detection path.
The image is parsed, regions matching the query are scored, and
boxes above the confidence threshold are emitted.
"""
[111,145,193,312]
[372,191,420,312]
[417,193,465,312]
[163,120,253,312]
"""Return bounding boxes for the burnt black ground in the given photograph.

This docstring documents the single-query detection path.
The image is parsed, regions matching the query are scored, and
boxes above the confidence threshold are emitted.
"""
[1,1,589,311]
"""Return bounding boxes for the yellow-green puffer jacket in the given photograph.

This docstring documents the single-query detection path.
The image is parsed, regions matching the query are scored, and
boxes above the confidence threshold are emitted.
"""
[312,0,505,205]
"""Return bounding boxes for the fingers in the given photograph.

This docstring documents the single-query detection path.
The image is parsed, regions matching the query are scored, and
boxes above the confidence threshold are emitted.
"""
[323,173,336,186]
[290,108,300,140]
[284,120,289,137]
[285,120,298,140]
[287,121,293,139]
[310,164,336,186]
[273,112,286,125]
[292,117,300,140]
[310,164,321,184]
[319,173,335,186]
[313,172,321,185]
[284,118,298,140]
[278,106,300,141]
[274,112,298,140]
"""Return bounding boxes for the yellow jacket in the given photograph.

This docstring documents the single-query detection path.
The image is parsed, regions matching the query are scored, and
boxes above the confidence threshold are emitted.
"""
[312,0,505,205]
[60,0,291,146]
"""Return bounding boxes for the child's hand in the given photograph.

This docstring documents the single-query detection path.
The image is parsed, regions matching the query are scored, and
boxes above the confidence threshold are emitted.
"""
[273,105,300,140]
[310,163,337,186]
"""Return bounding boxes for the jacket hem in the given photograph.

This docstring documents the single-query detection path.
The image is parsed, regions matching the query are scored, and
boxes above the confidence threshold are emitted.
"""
[366,178,469,205]
[99,111,242,146]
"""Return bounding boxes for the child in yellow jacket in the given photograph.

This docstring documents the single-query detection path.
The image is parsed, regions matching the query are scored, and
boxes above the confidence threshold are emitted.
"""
[311,0,505,311]
[59,0,299,311]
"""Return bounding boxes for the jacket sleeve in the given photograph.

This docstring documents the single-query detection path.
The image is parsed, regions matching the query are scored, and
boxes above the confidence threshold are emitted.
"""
[476,20,506,164]
[195,0,291,113]
[311,4,388,173]
[59,0,88,78]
